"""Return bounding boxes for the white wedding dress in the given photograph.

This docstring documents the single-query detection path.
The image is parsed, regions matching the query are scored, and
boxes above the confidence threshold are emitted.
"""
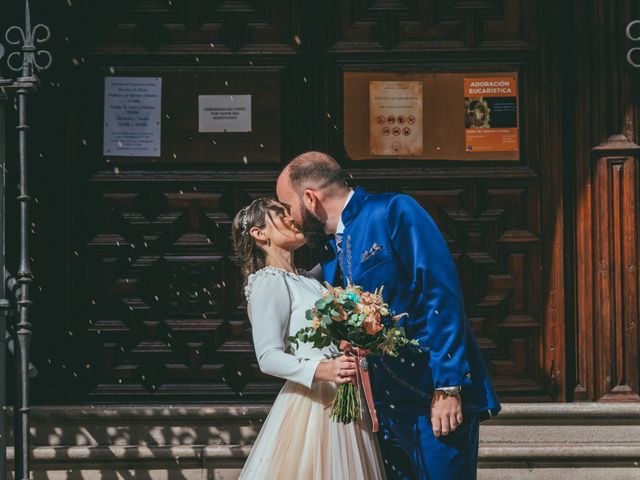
[239,266,386,480]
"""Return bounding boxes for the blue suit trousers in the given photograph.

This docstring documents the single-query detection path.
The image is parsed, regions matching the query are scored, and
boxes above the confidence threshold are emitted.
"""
[377,412,480,480]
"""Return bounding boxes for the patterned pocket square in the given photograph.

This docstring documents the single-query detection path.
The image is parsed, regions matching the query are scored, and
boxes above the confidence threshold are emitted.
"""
[361,243,384,263]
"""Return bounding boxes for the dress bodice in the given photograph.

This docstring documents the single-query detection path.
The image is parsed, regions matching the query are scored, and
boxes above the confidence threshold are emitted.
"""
[246,266,337,388]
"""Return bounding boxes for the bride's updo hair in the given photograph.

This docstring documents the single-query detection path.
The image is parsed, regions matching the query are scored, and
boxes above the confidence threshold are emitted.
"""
[232,198,288,286]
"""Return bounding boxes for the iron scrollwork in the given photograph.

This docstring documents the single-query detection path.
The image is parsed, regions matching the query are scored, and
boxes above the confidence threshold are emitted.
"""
[626,19,640,68]
[0,1,52,479]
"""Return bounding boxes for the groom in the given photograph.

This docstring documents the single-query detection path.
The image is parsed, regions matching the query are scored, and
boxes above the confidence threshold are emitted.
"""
[276,151,501,480]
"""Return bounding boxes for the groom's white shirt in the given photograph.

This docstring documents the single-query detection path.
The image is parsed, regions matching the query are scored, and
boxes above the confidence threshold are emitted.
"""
[336,188,355,235]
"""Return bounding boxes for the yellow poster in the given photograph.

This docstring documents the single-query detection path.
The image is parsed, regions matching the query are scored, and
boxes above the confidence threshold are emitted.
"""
[369,81,423,156]
[464,76,519,152]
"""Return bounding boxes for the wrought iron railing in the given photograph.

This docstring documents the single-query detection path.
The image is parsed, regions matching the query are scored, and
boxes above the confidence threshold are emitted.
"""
[0,1,51,478]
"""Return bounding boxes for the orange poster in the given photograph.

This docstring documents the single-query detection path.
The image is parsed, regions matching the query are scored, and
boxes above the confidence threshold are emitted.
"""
[370,81,423,156]
[464,76,518,152]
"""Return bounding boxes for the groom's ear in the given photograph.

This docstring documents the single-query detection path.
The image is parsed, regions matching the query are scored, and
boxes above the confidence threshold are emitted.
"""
[303,189,320,213]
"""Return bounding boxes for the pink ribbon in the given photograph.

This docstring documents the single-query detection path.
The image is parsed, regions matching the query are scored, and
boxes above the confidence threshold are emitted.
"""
[339,340,379,433]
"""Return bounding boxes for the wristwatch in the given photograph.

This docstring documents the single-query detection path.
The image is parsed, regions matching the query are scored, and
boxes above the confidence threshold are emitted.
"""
[436,386,461,397]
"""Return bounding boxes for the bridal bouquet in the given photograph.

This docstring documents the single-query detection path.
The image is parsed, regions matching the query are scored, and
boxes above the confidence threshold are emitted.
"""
[289,283,418,430]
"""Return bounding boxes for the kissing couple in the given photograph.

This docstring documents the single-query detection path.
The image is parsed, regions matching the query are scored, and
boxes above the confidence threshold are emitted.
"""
[235,151,500,480]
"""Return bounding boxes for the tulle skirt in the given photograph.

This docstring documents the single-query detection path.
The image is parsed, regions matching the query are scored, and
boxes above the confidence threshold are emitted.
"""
[239,380,386,479]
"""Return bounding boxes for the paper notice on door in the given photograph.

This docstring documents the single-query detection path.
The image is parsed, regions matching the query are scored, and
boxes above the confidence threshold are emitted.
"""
[369,81,423,156]
[103,77,162,157]
[464,76,518,152]
[198,95,252,132]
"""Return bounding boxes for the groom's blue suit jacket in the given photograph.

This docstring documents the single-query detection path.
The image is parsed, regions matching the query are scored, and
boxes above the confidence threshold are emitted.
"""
[320,186,501,418]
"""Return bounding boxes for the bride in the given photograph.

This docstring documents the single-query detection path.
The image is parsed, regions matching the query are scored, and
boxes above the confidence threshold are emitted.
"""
[232,197,386,479]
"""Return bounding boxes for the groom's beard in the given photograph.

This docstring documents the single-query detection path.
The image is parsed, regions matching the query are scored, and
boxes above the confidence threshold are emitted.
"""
[300,205,328,251]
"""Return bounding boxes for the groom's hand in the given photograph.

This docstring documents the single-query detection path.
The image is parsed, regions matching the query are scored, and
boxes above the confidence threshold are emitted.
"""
[430,391,463,438]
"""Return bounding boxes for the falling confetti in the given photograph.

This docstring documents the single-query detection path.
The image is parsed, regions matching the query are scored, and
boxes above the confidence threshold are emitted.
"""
[294,35,301,45]
[242,156,248,164]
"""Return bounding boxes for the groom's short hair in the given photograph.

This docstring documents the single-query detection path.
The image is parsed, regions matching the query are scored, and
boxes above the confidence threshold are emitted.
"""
[286,151,348,194]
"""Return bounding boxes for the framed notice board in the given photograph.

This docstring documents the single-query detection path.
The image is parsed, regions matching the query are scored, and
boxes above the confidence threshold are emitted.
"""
[344,71,520,161]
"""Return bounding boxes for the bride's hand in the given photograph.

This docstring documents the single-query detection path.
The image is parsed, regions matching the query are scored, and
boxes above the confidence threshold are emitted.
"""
[314,355,357,385]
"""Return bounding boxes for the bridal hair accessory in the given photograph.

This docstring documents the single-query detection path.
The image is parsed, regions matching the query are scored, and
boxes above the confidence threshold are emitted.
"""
[240,206,250,236]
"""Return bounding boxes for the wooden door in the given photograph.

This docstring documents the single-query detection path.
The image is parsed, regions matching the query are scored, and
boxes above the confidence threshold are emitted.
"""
[25,0,567,403]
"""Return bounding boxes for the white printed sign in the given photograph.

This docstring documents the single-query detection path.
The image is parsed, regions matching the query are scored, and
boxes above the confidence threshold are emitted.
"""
[103,77,162,157]
[198,95,252,132]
